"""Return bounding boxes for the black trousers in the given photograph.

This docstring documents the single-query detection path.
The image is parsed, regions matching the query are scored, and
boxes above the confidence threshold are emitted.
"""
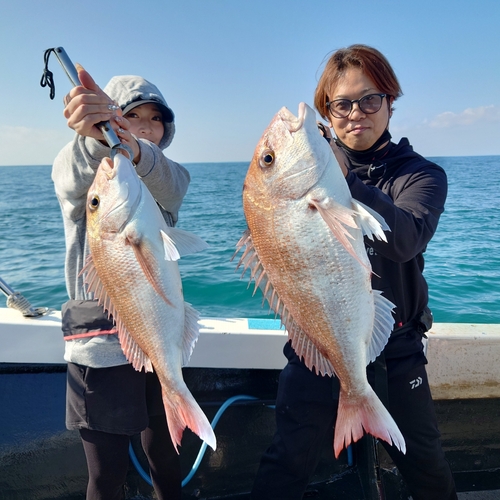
[251,342,457,500]
[67,364,181,500]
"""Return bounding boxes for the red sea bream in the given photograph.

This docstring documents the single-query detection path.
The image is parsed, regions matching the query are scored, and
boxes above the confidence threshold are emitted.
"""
[236,103,405,457]
[83,153,216,452]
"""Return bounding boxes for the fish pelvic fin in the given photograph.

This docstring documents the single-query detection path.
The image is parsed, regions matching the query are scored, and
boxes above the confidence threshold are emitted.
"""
[334,385,406,459]
[366,290,396,364]
[351,200,390,241]
[161,227,209,259]
[182,302,201,366]
[162,387,216,453]
[160,230,181,261]
[80,254,153,372]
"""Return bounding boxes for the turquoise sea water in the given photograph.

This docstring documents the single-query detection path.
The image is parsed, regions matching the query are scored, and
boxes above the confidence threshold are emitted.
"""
[0,157,498,324]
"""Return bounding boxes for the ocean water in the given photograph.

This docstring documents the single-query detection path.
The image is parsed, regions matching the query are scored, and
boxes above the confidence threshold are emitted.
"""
[0,157,498,324]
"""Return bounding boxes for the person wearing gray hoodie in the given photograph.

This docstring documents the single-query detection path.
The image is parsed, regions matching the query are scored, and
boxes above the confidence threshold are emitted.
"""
[52,68,188,500]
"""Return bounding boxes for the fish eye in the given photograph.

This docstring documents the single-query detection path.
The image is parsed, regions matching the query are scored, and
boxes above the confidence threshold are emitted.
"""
[260,149,275,168]
[89,195,100,211]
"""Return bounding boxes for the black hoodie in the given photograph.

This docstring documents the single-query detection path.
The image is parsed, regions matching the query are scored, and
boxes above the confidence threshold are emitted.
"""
[341,136,447,360]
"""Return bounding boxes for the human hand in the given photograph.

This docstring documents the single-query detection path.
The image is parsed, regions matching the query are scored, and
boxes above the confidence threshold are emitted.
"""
[317,122,333,143]
[114,115,141,163]
[62,66,120,141]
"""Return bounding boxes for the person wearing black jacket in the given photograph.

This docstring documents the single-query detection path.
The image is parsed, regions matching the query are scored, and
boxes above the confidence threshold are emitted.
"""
[251,44,457,500]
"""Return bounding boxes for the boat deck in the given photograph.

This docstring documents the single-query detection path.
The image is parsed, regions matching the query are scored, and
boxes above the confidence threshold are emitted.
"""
[1,310,500,499]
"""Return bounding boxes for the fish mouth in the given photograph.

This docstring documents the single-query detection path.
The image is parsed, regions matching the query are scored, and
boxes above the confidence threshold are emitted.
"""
[100,156,118,180]
[278,102,307,133]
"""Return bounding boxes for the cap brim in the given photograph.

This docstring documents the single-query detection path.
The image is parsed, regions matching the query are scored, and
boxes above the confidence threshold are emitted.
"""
[122,100,174,123]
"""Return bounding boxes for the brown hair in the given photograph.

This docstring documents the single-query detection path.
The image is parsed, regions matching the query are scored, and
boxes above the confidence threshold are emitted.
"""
[314,44,403,121]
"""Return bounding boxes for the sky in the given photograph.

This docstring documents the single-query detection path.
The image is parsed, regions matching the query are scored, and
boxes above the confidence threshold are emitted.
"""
[0,0,499,166]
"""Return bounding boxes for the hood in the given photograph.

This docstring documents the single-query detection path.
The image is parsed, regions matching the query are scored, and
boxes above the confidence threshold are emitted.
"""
[103,75,175,149]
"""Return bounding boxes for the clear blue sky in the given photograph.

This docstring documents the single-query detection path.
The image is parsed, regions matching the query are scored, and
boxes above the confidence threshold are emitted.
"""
[1,0,499,166]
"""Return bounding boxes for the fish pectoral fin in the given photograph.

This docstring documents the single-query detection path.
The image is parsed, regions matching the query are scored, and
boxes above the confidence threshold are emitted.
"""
[126,234,174,307]
[366,290,396,364]
[351,200,390,241]
[309,196,367,268]
[162,227,209,258]
[182,302,202,366]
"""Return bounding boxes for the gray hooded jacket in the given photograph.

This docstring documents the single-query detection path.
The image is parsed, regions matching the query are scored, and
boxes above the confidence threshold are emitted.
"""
[52,75,190,368]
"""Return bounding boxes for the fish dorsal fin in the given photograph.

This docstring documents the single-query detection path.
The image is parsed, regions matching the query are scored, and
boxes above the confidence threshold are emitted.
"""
[351,200,390,242]
[234,229,276,305]
[80,254,153,372]
[162,227,209,259]
[289,325,337,377]
[234,230,336,377]
[309,196,368,270]
[182,302,201,366]
[366,290,396,364]
[115,314,153,372]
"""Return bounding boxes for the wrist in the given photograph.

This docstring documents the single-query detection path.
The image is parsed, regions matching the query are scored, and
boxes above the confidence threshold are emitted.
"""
[133,139,141,164]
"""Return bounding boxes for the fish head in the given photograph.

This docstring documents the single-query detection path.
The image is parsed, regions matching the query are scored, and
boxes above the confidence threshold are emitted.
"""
[86,153,142,241]
[244,102,333,208]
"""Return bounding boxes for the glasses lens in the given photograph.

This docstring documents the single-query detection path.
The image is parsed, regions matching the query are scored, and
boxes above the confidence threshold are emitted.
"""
[329,99,351,118]
[359,94,383,114]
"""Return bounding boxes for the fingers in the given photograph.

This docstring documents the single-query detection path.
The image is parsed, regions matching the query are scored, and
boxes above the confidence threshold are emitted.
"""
[62,68,121,139]
[317,122,333,142]
[62,65,116,120]
[114,117,140,162]
[75,64,100,92]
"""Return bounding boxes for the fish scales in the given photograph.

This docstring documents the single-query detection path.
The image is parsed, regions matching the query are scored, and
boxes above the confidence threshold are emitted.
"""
[84,154,215,452]
[237,102,405,457]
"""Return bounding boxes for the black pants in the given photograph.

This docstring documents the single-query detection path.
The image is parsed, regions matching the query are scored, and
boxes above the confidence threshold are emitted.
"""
[251,342,457,500]
[80,415,182,500]
[67,364,182,500]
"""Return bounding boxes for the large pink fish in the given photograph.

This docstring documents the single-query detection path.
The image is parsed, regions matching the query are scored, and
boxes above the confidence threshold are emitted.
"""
[236,103,405,457]
[83,153,216,452]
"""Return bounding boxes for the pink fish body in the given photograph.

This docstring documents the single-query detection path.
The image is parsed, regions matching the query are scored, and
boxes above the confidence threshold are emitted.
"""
[237,103,405,457]
[84,153,216,452]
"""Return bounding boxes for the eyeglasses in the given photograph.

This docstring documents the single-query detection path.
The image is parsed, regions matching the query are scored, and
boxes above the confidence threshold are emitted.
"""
[326,93,388,119]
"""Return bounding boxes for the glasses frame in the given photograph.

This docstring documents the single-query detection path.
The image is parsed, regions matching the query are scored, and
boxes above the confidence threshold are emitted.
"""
[326,93,388,119]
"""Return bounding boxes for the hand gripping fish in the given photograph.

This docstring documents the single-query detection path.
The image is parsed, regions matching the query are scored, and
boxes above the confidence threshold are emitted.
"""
[236,103,405,457]
[83,153,216,452]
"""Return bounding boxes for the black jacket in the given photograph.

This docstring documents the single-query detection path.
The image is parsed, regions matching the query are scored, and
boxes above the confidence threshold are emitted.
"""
[343,137,447,359]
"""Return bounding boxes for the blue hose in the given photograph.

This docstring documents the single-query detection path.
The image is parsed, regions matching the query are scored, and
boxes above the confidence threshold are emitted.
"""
[129,394,259,487]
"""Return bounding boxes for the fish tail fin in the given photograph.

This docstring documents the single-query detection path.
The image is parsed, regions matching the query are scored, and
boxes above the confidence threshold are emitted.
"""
[333,386,406,458]
[163,388,216,453]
